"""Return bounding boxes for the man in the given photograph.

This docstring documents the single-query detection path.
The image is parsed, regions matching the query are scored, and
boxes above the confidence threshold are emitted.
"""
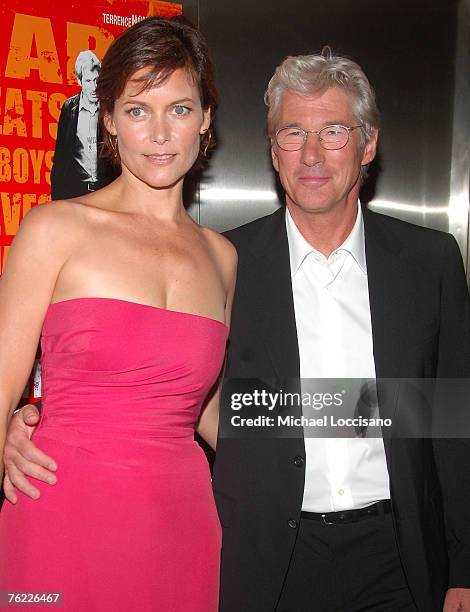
[214,51,470,611]
[4,50,470,611]
[50,50,118,199]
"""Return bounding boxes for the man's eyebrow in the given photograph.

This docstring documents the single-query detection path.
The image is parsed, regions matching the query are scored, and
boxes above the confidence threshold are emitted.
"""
[278,120,350,129]
[280,122,303,128]
[321,120,350,126]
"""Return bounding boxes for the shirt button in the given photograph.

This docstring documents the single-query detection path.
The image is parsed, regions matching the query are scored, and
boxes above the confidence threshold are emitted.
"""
[338,489,344,496]
[293,456,304,467]
[288,519,298,529]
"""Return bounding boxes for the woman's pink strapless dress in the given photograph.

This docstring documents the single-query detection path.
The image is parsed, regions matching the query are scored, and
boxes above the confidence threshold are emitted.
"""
[0,298,228,611]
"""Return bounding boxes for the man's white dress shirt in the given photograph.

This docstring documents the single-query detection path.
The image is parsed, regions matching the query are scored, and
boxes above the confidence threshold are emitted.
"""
[286,205,391,513]
[76,94,99,182]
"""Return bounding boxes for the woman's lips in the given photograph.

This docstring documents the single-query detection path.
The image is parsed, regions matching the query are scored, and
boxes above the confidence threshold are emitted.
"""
[144,153,176,164]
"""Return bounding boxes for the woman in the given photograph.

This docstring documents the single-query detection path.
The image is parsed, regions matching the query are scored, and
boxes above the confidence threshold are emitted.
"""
[0,17,236,611]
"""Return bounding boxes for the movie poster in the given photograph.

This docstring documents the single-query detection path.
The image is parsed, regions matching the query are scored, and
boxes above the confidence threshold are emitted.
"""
[0,0,184,276]
[0,0,186,400]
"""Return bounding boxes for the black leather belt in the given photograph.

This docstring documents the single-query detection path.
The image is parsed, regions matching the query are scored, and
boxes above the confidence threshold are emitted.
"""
[301,500,392,525]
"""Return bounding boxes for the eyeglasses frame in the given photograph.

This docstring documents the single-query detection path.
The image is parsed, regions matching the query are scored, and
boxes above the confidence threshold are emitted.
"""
[274,124,364,151]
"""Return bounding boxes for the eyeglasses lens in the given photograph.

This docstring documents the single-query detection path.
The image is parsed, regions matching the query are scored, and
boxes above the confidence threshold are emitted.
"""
[276,128,305,151]
[319,126,348,149]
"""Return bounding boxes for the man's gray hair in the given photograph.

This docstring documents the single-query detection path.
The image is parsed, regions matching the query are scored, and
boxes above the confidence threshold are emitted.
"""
[264,47,380,147]
[75,50,101,84]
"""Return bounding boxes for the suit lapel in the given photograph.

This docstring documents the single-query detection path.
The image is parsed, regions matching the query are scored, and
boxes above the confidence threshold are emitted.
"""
[246,207,300,383]
[363,207,412,380]
[363,207,413,463]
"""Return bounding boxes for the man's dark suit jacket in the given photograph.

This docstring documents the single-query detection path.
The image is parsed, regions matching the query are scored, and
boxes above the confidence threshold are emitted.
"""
[50,94,119,200]
[215,205,470,612]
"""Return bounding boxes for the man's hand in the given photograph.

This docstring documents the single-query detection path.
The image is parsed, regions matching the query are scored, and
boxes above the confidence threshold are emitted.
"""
[444,588,470,611]
[3,404,57,503]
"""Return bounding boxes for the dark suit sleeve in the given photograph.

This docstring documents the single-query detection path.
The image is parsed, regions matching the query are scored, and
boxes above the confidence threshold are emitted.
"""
[433,234,470,587]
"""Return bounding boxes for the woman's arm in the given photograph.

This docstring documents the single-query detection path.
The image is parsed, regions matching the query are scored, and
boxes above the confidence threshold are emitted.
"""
[196,238,237,450]
[0,203,71,476]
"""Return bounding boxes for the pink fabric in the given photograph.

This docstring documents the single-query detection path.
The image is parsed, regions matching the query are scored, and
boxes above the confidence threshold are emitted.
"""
[0,298,228,611]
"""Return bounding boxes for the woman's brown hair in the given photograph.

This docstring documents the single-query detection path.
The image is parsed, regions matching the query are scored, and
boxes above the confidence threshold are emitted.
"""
[96,16,219,169]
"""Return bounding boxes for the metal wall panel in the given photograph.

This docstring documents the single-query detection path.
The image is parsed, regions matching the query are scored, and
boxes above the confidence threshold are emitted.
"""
[191,0,469,275]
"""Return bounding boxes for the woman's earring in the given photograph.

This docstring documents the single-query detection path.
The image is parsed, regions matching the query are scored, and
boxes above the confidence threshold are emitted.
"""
[110,134,119,158]
[202,130,212,157]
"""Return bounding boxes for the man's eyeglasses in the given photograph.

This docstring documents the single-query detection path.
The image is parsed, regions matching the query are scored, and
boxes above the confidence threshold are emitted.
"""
[275,124,363,151]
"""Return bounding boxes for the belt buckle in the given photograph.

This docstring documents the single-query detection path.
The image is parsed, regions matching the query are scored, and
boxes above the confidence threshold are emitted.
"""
[321,513,334,525]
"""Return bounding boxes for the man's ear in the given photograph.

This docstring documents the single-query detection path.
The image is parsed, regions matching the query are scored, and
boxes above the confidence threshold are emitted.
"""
[103,112,117,137]
[271,140,280,173]
[361,128,378,166]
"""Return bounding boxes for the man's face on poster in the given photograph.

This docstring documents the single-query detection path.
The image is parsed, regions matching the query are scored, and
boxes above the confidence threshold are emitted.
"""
[81,66,99,106]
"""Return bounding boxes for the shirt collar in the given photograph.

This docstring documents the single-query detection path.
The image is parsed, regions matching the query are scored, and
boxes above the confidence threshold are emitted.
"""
[285,203,367,277]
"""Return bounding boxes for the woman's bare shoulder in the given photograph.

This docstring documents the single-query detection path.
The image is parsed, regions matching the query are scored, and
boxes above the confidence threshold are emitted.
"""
[199,226,237,297]
[24,197,109,231]
[201,226,238,267]
[23,198,90,224]
[12,200,95,262]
